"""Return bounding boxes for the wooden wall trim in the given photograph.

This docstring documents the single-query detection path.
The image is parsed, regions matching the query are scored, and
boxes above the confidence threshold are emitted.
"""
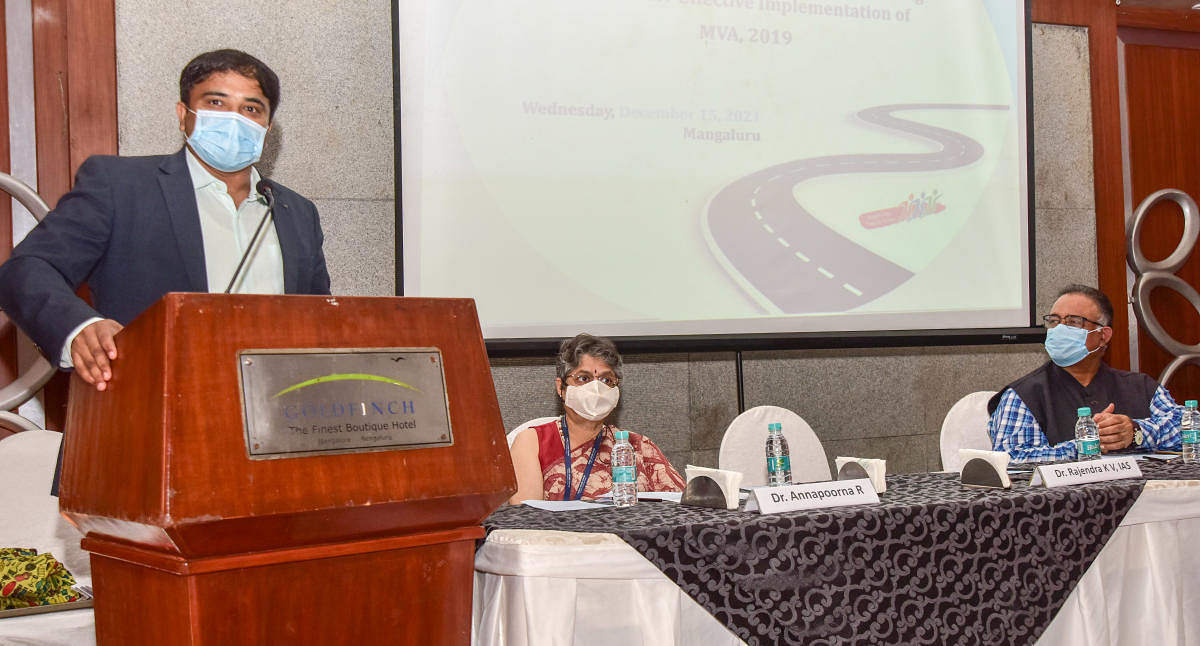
[31,0,117,203]
[1032,0,1099,26]
[1,5,15,388]
[65,0,117,168]
[31,0,71,206]
[1117,7,1200,33]
[1084,8,1130,371]
[0,5,10,252]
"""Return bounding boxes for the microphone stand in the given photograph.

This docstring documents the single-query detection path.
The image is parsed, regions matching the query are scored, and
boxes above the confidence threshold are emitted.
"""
[224,180,276,294]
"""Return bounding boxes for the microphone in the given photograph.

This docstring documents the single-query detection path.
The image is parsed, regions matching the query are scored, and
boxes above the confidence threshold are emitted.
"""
[224,179,277,294]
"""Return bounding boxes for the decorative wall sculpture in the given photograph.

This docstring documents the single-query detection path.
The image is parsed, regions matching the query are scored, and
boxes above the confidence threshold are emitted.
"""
[1127,188,1200,387]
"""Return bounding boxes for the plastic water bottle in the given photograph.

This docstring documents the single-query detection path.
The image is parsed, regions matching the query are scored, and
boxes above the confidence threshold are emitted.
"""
[611,430,637,507]
[766,422,792,486]
[1074,407,1100,460]
[1182,400,1198,463]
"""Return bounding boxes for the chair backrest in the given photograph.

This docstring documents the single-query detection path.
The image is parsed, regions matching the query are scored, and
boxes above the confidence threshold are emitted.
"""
[719,405,831,485]
[0,410,44,438]
[506,416,560,447]
[0,172,55,413]
[939,391,998,471]
[0,429,90,580]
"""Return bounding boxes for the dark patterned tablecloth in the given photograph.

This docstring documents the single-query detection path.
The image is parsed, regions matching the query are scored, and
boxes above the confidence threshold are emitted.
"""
[484,459,1200,646]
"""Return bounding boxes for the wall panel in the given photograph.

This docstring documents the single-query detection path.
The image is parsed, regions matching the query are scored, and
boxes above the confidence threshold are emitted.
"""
[100,4,1094,473]
[1122,35,1200,395]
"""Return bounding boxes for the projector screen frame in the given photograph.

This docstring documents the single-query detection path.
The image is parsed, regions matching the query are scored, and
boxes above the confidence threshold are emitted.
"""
[390,0,1041,355]
[484,327,1045,358]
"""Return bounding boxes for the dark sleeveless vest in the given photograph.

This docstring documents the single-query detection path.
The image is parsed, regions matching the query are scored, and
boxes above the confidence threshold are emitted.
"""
[987,361,1158,446]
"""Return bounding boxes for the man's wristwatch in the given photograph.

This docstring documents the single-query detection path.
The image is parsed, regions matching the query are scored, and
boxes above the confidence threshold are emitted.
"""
[1132,426,1145,448]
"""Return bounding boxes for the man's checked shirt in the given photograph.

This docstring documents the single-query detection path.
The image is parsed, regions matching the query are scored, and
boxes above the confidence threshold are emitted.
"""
[989,386,1182,463]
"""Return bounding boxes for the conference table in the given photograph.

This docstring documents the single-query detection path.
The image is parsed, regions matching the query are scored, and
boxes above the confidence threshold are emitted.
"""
[4,460,1198,644]
[473,459,1200,646]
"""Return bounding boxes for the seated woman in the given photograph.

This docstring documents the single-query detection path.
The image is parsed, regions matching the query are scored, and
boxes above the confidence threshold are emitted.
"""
[508,333,686,503]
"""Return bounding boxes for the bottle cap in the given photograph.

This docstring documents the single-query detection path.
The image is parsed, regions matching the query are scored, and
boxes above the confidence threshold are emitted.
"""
[1077,407,1091,417]
[768,423,781,431]
[614,430,629,441]
[1187,400,1198,408]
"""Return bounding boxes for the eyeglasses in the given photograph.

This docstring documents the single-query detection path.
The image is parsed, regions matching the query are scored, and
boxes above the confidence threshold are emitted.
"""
[564,372,620,388]
[1042,314,1105,329]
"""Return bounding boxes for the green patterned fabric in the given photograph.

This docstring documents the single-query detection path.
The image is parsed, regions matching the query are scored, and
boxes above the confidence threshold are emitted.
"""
[0,547,80,610]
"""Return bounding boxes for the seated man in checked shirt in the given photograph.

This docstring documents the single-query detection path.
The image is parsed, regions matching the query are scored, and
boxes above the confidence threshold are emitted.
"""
[987,284,1182,463]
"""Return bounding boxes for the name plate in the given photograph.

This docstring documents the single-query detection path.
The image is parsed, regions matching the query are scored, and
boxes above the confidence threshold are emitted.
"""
[750,478,879,514]
[238,348,453,459]
[1030,456,1143,487]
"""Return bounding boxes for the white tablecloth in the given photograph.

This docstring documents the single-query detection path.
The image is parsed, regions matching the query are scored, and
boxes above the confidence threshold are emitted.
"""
[0,607,96,646]
[5,481,1197,645]
[1038,480,1200,645]
[472,481,1200,646]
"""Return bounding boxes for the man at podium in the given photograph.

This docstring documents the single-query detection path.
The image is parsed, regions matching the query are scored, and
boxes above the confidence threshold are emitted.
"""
[0,49,330,392]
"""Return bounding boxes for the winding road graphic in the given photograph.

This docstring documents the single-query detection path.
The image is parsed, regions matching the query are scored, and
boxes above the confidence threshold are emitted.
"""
[703,103,1010,314]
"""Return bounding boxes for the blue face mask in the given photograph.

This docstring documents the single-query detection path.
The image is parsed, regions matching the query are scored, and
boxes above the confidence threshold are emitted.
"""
[1045,324,1102,367]
[186,109,267,172]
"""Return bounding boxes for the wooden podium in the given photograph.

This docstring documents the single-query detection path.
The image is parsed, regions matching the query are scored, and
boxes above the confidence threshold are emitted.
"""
[58,294,516,645]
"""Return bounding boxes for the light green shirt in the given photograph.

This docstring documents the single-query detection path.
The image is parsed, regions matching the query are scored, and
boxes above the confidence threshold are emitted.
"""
[185,149,285,294]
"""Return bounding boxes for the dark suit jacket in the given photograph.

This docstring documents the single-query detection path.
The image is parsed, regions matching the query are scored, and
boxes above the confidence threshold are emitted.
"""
[0,149,331,361]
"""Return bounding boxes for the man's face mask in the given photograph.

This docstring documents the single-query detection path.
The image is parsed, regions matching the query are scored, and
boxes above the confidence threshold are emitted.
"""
[186,109,267,172]
[1045,324,1103,367]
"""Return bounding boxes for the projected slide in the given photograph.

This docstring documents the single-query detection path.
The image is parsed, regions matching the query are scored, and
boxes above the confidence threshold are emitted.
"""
[705,103,1008,314]
[397,0,1030,338]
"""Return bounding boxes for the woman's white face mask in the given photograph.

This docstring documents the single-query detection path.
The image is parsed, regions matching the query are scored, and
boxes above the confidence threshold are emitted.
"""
[564,380,620,421]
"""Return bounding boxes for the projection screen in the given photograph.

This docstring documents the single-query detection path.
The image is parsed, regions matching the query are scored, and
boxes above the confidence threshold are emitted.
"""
[395,0,1033,341]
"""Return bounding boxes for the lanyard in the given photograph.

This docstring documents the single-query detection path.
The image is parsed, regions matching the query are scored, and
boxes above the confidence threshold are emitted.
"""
[561,415,605,501]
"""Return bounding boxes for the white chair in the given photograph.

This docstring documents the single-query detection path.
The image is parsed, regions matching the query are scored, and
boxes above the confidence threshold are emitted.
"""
[1,410,44,435]
[718,405,831,485]
[0,429,95,643]
[0,172,57,429]
[506,416,560,447]
[939,391,998,471]
[0,429,89,577]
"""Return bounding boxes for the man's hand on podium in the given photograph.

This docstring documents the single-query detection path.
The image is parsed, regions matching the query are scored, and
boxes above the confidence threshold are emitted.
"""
[71,319,124,391]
